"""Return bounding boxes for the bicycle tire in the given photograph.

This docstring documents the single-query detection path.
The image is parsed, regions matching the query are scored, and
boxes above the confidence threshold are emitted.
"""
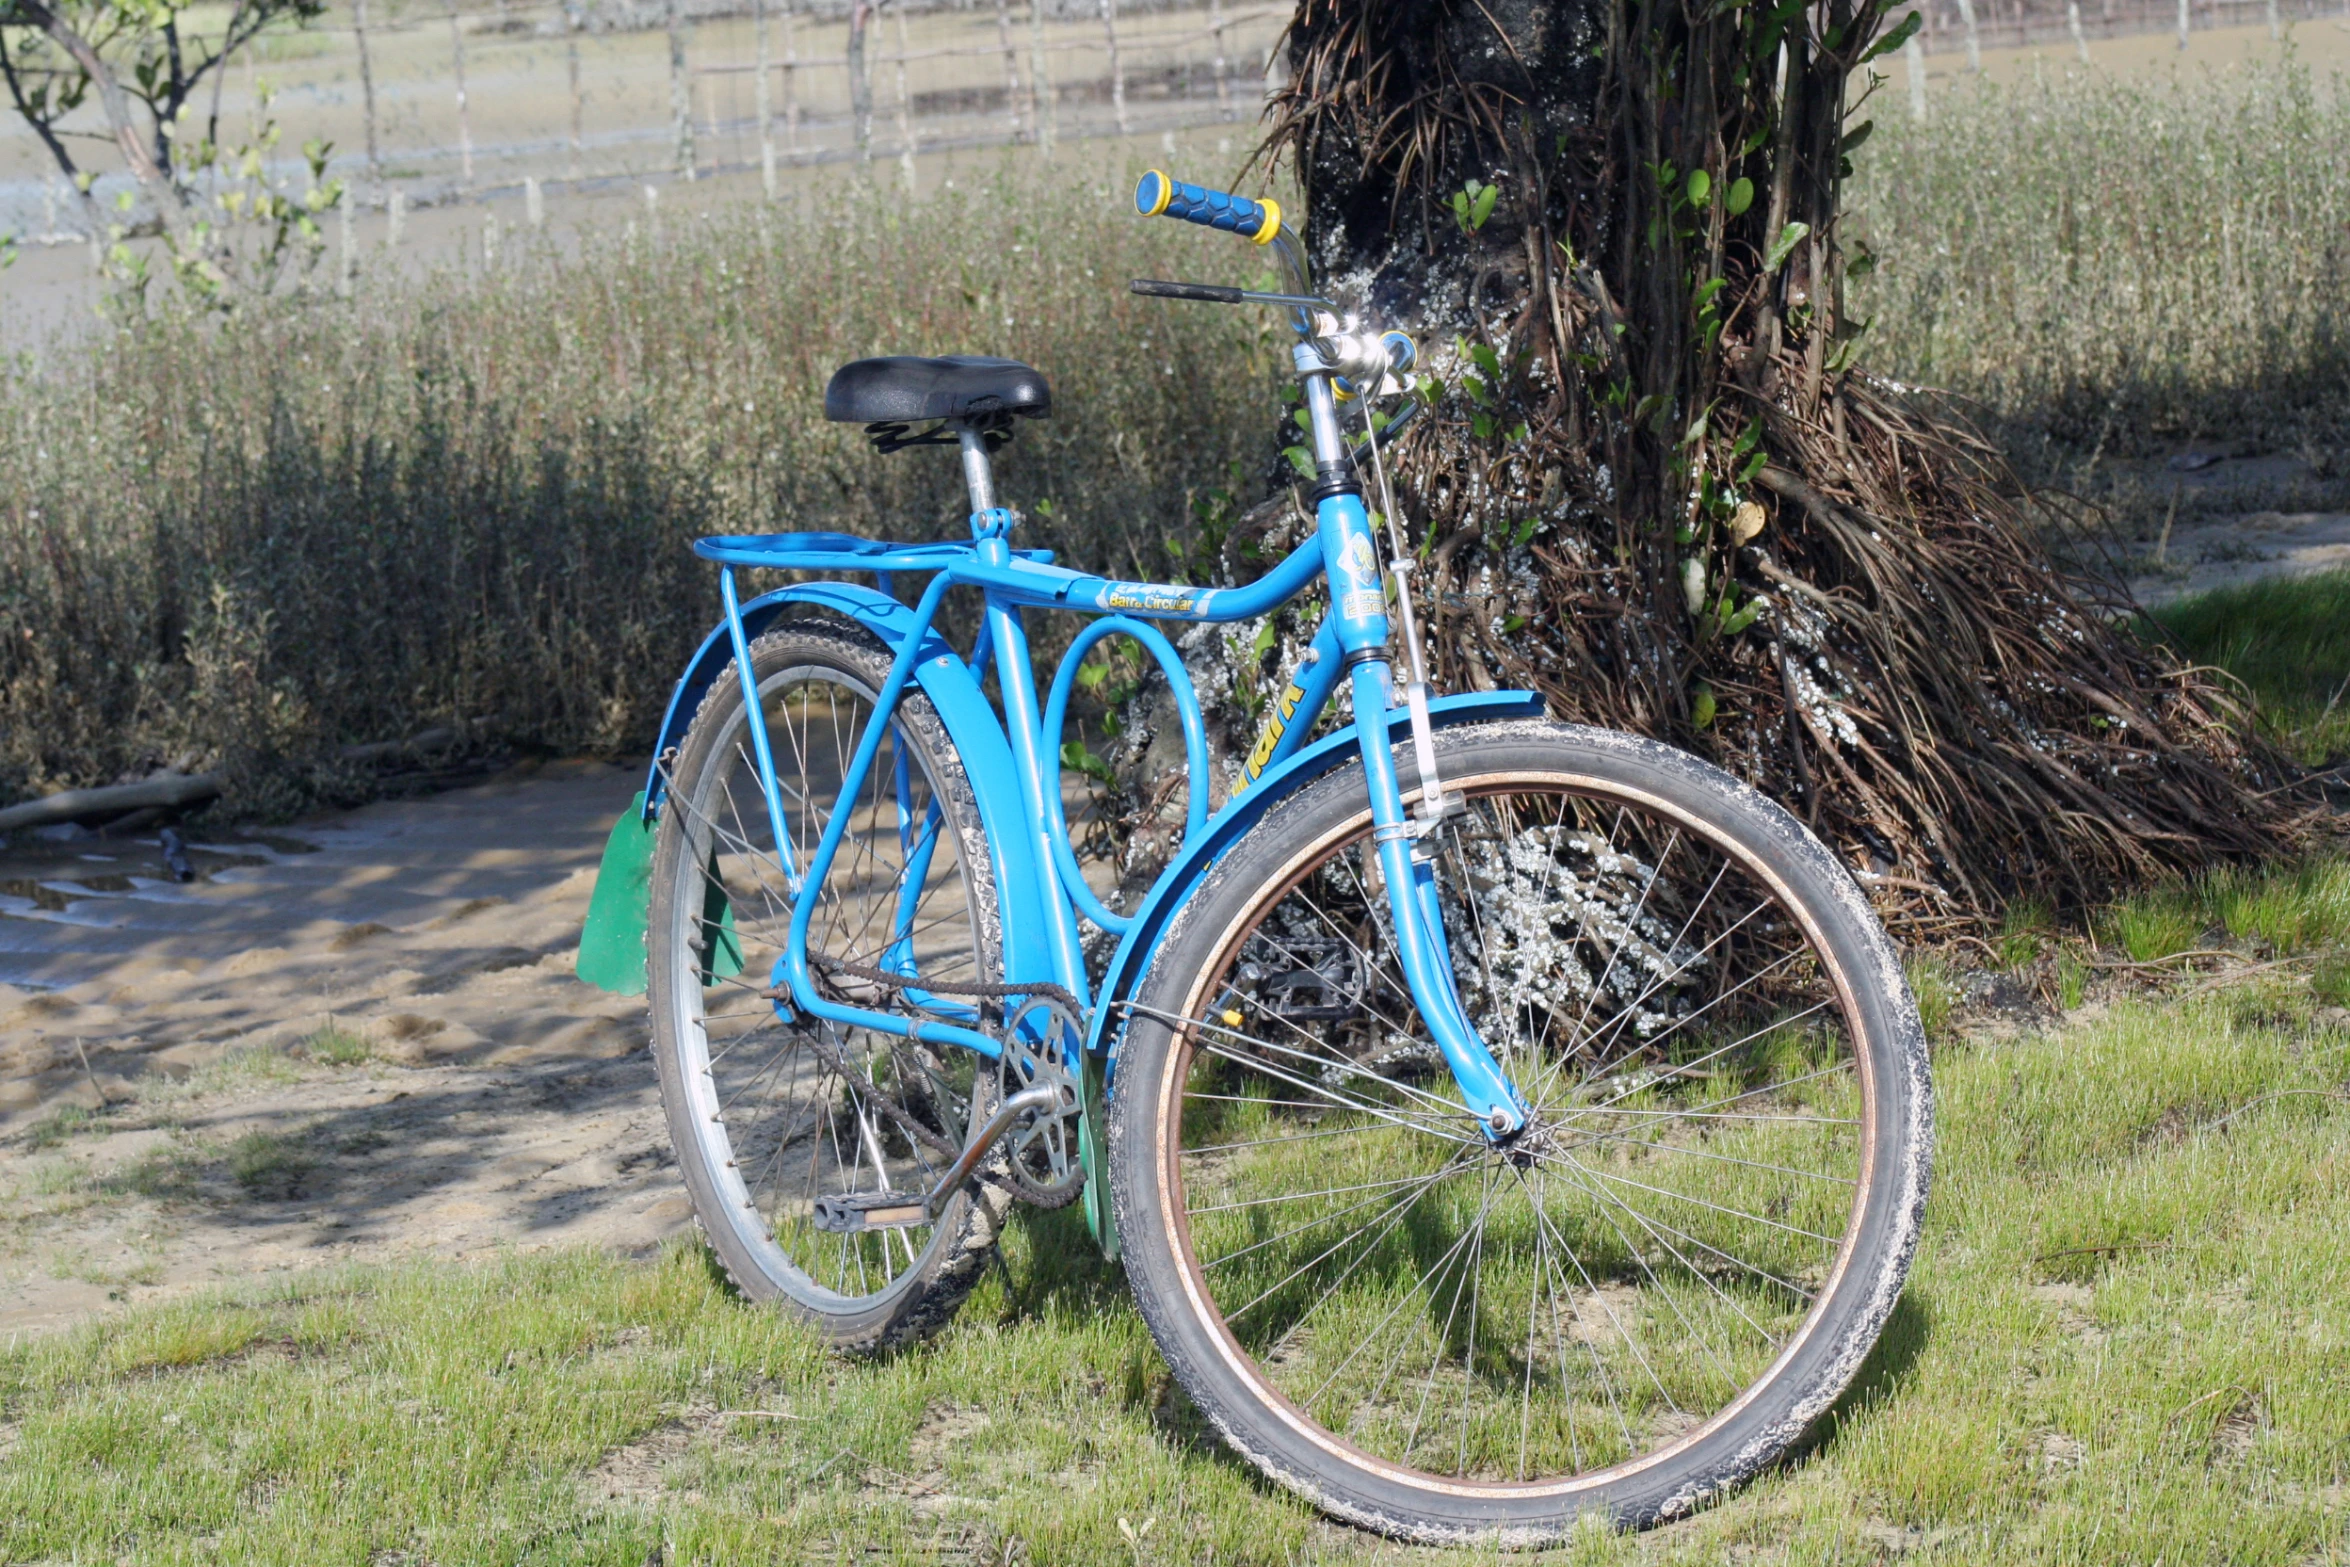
[648,620,1010,1351]
[1110,718,1931,1541]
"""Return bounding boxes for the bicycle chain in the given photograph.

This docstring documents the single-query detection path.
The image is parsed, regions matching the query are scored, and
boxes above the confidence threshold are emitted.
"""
[759,954,1088,1205]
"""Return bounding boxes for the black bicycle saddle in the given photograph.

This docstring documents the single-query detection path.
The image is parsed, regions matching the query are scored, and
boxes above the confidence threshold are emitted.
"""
[823,355,1052,426]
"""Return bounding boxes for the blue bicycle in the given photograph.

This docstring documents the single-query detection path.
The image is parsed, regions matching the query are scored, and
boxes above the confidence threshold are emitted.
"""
[580,173,1932,1541]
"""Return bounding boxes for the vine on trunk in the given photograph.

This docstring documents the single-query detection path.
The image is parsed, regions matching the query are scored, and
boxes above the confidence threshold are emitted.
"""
[1245,0,2299,925]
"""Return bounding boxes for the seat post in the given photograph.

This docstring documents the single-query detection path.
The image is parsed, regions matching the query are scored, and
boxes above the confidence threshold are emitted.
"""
[956,425,997,519]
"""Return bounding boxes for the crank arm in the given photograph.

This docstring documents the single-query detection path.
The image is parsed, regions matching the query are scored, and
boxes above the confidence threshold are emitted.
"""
[809,1082,1067,1233]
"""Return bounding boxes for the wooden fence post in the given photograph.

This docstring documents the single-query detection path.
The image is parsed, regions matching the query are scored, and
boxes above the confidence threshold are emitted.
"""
[667,0,695,178]
[754,0,777,197]
[337,188,355,297]
[892,0,917,190]
[2266,0,2280,40]
[565,1,585,180]
[353,0,382,181]
[446,0,474,183]
[387,188,406,249]
[1209,0,1232,120]
[849,0,874,162]
[1100,0,1127,136]
[526,175,544,227]
[995,0,1025,141]
[1904,30,1926,120]
[783,0,801,157]
[1953,0,1982,70]
[1029,0,1055,157]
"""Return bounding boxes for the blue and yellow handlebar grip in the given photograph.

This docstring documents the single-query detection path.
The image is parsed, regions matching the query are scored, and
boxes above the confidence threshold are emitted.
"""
[1134,170,1282,244]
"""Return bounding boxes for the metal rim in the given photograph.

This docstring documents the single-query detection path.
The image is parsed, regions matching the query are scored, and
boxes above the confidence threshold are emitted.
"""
[658,659,994,1310]
[1152,766,1881,1498]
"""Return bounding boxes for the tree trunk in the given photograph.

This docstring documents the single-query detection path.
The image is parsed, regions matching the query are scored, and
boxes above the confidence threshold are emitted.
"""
[1263,0,2294,923]
[13,0,185,238]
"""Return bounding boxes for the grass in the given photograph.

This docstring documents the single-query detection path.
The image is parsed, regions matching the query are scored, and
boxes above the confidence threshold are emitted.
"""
[300,1020,373,1066]
[2097,854,2350,964]
[1850,56,2350,512]
[0,151,1283,813]
[1,977,2345,1562]
[2154,567,2350,764]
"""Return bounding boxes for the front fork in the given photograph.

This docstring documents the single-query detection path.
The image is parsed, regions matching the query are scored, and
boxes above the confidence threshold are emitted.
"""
[1300,351,1527,1139]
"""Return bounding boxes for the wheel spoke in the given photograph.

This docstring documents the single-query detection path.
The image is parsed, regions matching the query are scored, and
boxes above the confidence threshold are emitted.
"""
[1152,768,1895,1494]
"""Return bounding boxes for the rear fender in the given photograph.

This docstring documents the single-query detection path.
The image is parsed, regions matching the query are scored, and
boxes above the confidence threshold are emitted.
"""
[1083,689,1545,1067]
[580,583,1054,996]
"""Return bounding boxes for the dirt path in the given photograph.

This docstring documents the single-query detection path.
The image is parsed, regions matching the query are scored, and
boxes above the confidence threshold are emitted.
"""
[0,758,689,1336]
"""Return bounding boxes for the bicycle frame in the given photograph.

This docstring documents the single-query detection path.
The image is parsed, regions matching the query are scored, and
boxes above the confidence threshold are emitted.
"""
[586,184,1544,1256]
[670,438,1531,1144]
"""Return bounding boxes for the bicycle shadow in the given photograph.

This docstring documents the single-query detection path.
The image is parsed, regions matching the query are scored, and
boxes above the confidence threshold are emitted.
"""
[1787,1287,1935,1461]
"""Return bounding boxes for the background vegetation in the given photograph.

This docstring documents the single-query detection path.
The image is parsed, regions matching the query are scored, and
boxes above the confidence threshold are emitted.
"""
[1851,57,2350,509]
[3,58,2346,818]
[0,162,1281,811]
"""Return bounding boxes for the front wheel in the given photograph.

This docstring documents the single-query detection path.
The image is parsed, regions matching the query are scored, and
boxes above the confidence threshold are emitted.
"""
[1110,719,1931,1543]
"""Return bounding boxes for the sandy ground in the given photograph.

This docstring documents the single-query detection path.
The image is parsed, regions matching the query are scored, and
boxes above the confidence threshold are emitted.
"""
[0,757,690,1336]
[2127,509,2350,605]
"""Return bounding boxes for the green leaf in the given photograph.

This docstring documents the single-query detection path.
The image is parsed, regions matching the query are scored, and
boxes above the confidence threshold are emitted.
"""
[1507,422,1529,443]
[1861,9,1924,62]
[1511,517,1539,548]
[1470,182,1499,231]
[1076,660,1109,692]
[1692,276,1727,312]
[1060,741,1114,784]
[1685,168,1711,206]
[1284,445,1316,480]
[1841,119,1875,156]
[1471,411,1496,440]
[1725,176,1755,217]
[1765,221,1812,273]
[1251,619,1278,659]
[1691,683,1718,730]
[1722,600,1765,636]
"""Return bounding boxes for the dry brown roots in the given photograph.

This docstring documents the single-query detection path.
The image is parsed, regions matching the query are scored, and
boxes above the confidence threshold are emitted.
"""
[1381,334,2301,931]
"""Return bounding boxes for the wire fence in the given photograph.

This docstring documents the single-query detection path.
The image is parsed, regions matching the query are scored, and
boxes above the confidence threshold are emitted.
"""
[4,0,1288,248]
[6,0,2339,251]
[1914,0,2343,61]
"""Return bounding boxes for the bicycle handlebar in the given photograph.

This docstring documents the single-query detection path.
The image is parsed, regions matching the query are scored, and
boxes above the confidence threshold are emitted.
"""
[1129,278,1246,304]
[1134,170,1281,244]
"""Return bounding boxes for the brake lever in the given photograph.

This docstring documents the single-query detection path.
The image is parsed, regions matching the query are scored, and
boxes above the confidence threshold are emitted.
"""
[1129,279,1336,311]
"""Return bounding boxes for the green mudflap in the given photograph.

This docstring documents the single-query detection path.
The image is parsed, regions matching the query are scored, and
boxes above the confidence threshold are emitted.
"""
[1080,1048,1120,1260]
[576,792,741,994]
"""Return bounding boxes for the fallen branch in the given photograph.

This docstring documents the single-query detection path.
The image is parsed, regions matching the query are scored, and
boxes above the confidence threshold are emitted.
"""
[0,772,222,834]
[2200,1088,2346,1132]
[0,723,497,834]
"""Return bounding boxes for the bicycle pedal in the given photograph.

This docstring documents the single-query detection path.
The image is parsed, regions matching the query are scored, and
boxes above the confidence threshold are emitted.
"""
[810,1191,931,1234]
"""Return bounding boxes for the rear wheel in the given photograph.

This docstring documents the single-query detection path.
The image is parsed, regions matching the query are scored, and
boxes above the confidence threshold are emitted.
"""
[1111,720,1931,1541]
[648,621,1009,1351]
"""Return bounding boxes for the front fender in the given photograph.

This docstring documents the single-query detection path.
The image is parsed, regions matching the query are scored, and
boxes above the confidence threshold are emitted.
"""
[632,582,1057,996]
[1084,689,1545,1065]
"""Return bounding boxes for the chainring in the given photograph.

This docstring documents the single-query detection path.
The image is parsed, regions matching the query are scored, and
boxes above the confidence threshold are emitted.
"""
[997,996,1087,1208]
